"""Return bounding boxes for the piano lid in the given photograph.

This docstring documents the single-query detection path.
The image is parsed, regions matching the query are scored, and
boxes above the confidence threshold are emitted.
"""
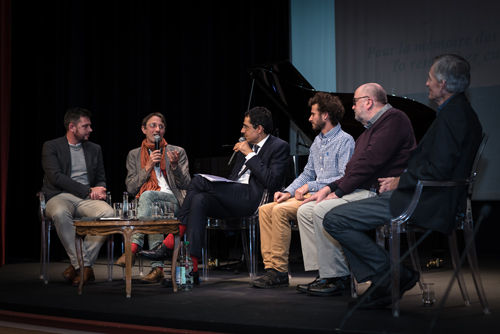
[247,60,436,143]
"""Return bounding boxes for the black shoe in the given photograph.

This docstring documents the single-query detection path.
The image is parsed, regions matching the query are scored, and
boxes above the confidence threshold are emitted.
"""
[161,271,201,288]
[307,275,351,297]
[296,276,321,293]
[347,265,419,310]
[251,269,289,289]
[138,243,173,261]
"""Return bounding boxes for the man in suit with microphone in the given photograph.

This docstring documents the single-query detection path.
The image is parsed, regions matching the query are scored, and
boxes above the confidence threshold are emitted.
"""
[115,112,191,284]
[139,106,290,283]
[41,107,114,286]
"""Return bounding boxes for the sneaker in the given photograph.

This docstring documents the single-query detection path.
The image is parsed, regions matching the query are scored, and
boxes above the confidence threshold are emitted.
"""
[140,267,165,284]
[251,269,289,289]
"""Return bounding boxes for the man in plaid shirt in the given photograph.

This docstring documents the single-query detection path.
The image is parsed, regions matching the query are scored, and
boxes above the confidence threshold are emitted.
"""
[251,92,355,289]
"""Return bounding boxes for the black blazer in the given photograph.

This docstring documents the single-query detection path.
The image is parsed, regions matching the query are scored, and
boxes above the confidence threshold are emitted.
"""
[228,135,290,205]
[41,136,107,202]
[390,93,482,235]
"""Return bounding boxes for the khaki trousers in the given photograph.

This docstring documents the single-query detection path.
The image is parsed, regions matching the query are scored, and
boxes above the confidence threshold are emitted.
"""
[258,196,309,273]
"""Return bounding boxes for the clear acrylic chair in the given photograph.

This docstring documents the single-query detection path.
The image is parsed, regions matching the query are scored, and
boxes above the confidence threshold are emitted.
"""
[376,133,490,317]
[37,191,116,284]
[203,190,269,281]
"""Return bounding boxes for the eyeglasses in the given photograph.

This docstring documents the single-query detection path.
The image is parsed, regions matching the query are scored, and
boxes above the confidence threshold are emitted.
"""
[147,123,165,130]
[352,96,370,105]
[242,124,255,130]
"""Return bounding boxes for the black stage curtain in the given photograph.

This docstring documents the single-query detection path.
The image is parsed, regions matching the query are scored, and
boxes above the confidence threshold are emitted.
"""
[7,0,290,260]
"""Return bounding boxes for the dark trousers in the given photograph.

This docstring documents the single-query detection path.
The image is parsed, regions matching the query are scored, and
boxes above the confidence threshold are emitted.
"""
[178,175,258,259]
[322,190,396,283]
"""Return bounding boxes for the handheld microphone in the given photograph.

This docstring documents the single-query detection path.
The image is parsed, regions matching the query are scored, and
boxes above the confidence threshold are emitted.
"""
[228,136,245,166]
[154,135,160,167]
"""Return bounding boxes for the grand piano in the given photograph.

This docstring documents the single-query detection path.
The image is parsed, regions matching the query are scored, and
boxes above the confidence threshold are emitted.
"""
[246,60,436,147]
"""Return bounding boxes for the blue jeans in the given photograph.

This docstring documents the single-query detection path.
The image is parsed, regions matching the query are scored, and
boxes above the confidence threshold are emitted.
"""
[131,190,180,268]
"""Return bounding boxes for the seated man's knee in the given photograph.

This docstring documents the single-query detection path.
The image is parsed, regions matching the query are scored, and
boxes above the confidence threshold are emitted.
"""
[139,191,156,203]
[296,203,313,224]
[322,210,343,233]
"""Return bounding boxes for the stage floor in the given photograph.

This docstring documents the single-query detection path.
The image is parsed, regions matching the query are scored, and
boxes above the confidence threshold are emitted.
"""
[0,253,499,334]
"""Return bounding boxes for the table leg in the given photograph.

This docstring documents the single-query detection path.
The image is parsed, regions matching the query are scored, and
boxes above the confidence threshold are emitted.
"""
[123,227,133,298]
[75,233,84,295]
[172,233,180,292]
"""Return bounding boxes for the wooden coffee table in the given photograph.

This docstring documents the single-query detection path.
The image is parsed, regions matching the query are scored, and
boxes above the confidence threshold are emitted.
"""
[74,218,180,298]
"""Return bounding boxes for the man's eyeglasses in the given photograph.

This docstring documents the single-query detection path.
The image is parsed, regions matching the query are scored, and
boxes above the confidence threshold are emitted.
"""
[352,96,370,105]
[148,123,165,130]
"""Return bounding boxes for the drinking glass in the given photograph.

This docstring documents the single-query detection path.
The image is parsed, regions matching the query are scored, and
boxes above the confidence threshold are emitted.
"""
[164,202,174,219]
[113,203,122,217]
[151,202,162,218]
[422,283,435,306]
[129,200,138,219]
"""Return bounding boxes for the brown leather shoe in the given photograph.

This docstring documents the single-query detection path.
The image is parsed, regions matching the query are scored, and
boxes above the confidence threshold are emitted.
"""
[115,253,137,268]
[140,267,164,284]
[62,265,77,283]
[72,267,96,287]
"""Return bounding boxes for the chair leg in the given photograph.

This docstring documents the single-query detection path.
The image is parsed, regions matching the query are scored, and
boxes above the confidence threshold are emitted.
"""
[40,222,45,280]
[350,268,357,298]
[241,217,258,280]
[139,254,144,276]
[448,231,471,306]
[407,231,425,292]
[203,227,210,281]
[40,220,50,284]
[463,227,491,314]
[250,218,258,280]
[389,220,401,317]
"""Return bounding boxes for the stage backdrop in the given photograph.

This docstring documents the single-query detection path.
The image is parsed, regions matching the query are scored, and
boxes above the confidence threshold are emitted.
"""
[6,0,290,261]
[334,0,500,200]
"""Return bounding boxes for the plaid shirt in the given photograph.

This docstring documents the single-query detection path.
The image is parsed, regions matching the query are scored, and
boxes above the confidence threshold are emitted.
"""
[285,124,354,195]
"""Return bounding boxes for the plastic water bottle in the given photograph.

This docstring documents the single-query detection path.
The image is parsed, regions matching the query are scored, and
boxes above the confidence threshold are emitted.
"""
[184,241,194,291]
[175,242,185,291]
[122,192,129,219]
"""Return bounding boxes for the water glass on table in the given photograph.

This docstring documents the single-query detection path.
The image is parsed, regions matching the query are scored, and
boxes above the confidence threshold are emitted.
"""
[129,199,138,219]
[163,202,174,219]
[113,203,123,217]
[151,202,162,218]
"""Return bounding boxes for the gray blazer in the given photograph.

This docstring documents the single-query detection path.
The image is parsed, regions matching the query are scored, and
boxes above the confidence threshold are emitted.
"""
[125,144,191,206]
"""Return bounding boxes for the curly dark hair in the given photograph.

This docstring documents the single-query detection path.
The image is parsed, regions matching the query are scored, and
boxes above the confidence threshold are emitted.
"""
[307,92,345,125]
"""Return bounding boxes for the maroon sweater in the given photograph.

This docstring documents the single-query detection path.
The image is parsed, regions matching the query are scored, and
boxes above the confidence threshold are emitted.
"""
[328,108,416,197]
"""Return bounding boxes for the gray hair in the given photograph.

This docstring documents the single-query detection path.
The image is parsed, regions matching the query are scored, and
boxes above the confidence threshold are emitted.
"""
[432,54,470,94]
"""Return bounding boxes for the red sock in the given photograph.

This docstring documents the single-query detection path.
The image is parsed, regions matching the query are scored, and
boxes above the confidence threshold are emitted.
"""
[191,255,198,272]
[164,225,187,249]
[131,243,139,254]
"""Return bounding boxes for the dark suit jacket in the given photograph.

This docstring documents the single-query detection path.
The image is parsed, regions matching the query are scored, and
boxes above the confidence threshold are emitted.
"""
[41,136,107,202]
[390,93,482,235]
[228,135,290,206]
